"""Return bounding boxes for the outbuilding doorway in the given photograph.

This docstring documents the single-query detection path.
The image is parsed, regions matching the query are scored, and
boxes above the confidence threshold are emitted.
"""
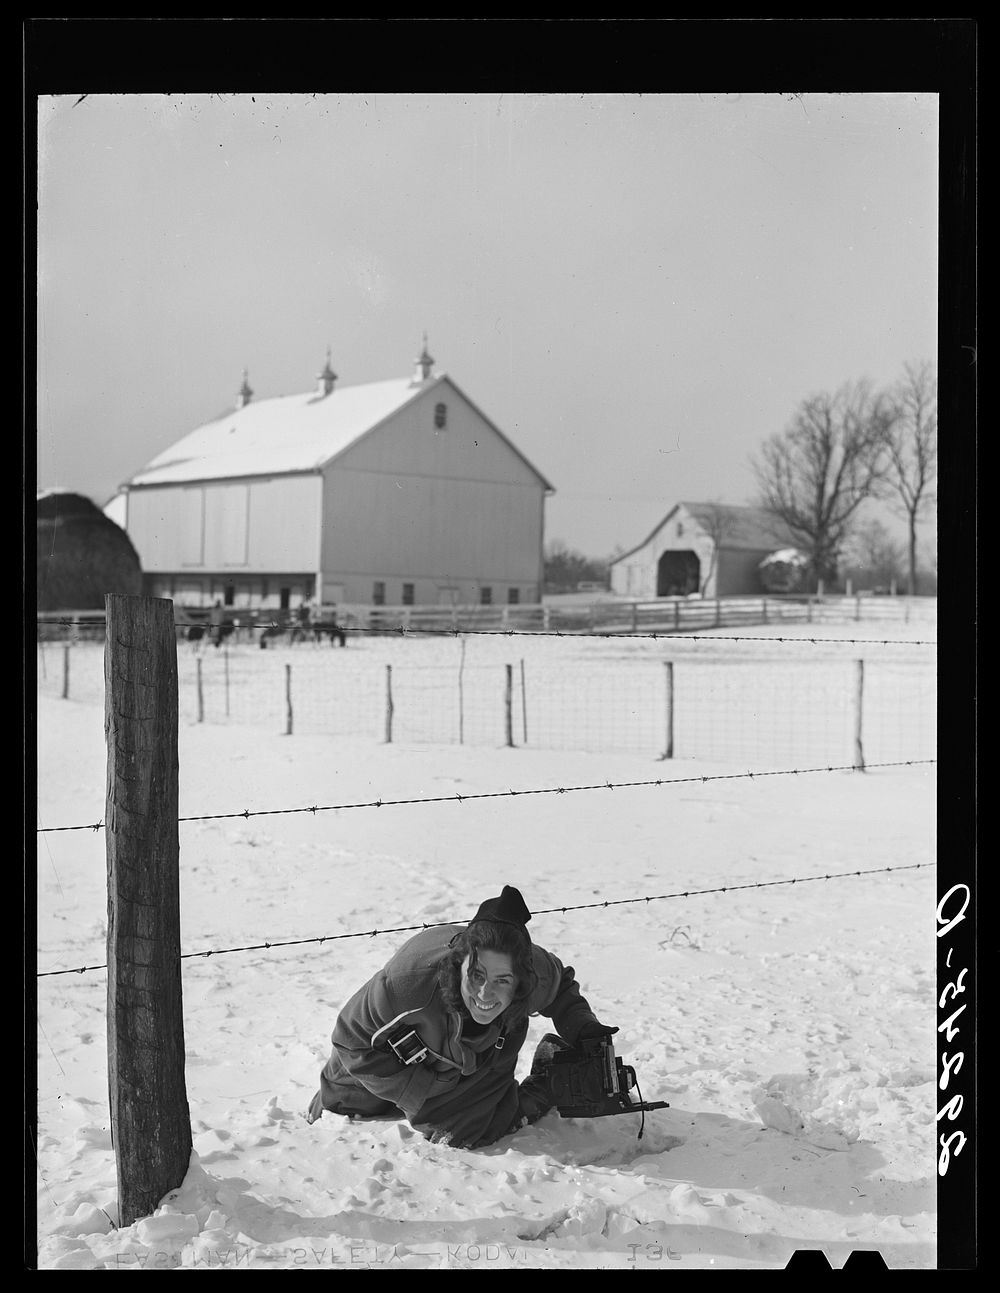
[657,550,700,597]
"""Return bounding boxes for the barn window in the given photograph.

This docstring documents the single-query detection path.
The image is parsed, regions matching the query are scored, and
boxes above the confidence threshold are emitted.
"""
[434,402,447,429]
[507,588,520,605]
[480,586,493,605]
[677,522,684,537]
[372,581,386,606]
[402,582,415,605]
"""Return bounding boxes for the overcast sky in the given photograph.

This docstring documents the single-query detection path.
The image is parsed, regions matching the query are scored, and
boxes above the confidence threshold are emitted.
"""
[35,91,938,558]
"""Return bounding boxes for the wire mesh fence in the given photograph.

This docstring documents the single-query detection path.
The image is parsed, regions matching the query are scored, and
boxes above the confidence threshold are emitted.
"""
[37,627,936,768]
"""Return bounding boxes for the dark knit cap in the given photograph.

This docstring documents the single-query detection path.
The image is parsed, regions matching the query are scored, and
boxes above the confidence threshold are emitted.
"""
[470,885,532,929]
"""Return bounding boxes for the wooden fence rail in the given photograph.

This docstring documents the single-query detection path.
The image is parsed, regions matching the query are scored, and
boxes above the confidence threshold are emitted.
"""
[38,594,937,643]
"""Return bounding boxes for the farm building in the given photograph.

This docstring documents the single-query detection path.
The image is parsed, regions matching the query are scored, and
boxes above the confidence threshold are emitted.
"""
[37,489,143,611]
[609,501,800,600]
[104,344,554,613]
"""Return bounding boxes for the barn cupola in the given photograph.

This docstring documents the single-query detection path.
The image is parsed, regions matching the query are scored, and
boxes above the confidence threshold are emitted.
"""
[413,334,435,384]
[316,348,337,397]
[236,368,254,408]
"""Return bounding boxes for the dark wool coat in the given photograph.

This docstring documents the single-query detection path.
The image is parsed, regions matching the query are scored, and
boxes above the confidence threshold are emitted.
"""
[316,925,601,1148]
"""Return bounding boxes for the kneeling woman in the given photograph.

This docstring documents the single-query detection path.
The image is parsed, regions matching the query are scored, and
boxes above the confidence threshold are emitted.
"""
[307,885,616,1149]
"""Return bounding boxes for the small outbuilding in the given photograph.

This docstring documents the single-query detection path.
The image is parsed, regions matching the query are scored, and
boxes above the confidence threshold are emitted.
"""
[36,490,144,611]
[609,501,799,599]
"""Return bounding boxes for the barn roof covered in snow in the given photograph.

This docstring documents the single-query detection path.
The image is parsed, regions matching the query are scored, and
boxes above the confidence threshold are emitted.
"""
[121,366,554,492]
[610,501,800,564]
[124,375,444,487]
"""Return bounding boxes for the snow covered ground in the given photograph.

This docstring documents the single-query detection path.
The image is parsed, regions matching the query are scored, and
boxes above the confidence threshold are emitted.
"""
[34,619,939,1269]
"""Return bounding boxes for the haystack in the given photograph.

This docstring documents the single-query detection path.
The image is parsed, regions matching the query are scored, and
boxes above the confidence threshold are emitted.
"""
[36,491,143,611]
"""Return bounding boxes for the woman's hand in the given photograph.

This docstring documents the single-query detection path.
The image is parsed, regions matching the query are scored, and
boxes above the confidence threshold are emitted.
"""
[576,1022,619,1040]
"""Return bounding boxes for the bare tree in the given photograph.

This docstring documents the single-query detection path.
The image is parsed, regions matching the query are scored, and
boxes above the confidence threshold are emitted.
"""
[884,361,937,595]
[842,516,905,591]
[697,501,735,595]
[752,380,896,590]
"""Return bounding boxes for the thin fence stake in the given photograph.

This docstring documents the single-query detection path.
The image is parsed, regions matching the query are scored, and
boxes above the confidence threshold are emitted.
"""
[520,658,528,744]
[505,663,514,747]
[660,660,675,760]
[285,663,293,735]
[224,645,230,718]
[384,664,393,744]
[196,657,204,723]
[458,638,466,744]
[853,658,865,771]
[62,643,70,699]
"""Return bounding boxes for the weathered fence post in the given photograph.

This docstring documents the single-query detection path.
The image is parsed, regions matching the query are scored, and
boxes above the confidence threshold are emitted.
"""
[384,664,394,743]
[285,664,293,735]
[62,643,70,699]
[196,657,204,723]
[714,598,721,628]
[762,597,768,624]
[855,594,862,622]
[224,644,230,718]
[673,600,680,632]
[104,594,192,1228]
[631,601,638,633]
[504,664,514,747]
[660,661,675,760]
[853,658,865,771]
[520,658,528,744]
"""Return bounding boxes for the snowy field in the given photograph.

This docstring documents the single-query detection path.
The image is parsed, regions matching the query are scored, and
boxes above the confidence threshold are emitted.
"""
[34,619,939,1269]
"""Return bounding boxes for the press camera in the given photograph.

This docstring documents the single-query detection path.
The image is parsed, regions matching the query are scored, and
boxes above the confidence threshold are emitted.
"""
[545,1034,670,1120]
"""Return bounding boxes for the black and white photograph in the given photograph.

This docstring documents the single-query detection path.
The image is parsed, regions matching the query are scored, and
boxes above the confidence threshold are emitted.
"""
[29,20,976,1272]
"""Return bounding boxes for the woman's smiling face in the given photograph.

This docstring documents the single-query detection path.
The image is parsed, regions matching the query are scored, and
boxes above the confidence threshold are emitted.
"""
[460,950,516,1022]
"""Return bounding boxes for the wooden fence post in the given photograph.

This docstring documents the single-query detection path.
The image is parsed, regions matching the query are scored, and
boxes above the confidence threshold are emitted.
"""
[520,659,528,744]
[104,594,192,1228]
[385,664,394,743]
[196,657,204,723]
[631,602,638,633]
[660,661,675,760]
[674,600,680,632]
[714,598,721,627]
[504,664,514,747]
[853,658,865,771]
[62,643,70,699]
[224,645,230,718]
[285,664,293,735]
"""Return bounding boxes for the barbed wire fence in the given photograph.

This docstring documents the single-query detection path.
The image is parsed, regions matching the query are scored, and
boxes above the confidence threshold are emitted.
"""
[35,601,940,1221]
[37,859,934,979]
[35,611,938,977]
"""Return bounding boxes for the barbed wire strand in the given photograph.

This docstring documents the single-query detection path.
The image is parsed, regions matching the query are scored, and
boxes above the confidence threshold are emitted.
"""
[37,758,936,836]
[36,861,932,979]
[37,616,936,648]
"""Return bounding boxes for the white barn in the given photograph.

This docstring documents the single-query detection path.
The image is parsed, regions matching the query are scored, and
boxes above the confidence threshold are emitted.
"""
[105,344,554,614]
[609,501,799,600]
